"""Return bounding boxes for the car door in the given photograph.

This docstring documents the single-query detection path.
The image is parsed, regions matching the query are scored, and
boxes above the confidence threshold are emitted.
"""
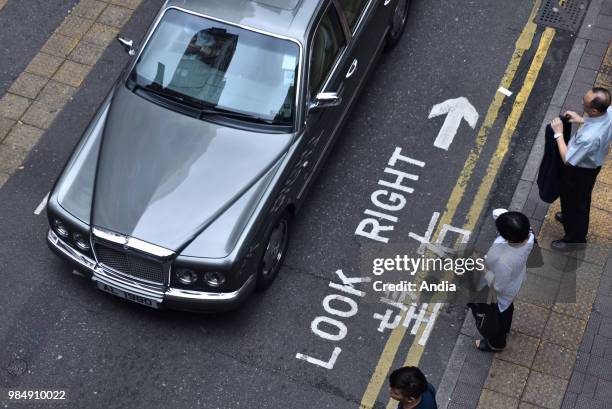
[295,2,350,200]
[335,0,392,94]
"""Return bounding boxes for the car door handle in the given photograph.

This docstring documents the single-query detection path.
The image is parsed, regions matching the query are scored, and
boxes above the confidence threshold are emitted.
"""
[346,59,358,78]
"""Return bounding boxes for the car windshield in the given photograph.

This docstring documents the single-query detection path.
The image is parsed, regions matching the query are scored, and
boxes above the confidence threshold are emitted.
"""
[131,9,300,125]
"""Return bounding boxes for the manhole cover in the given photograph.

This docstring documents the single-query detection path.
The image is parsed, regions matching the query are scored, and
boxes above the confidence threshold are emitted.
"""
[536,0,590,32]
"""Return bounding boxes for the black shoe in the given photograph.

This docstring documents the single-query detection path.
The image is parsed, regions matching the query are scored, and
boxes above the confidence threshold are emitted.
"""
[555,212,564,224]
[551,239,571,252]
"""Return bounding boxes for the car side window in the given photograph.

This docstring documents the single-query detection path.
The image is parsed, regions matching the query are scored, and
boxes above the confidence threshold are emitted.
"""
[337,0,369,30]
[309,5,346,96]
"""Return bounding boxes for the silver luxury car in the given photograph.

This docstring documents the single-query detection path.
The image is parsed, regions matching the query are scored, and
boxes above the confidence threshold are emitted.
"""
[46,0,411,311]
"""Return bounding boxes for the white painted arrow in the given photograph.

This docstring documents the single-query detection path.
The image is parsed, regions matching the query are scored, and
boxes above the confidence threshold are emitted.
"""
[428,97,479,150]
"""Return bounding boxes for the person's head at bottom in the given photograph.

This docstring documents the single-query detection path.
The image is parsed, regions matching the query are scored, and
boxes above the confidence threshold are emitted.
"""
[389,366,428,408]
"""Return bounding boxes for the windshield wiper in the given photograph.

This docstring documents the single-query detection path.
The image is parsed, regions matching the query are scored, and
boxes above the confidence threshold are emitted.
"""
[199,106,280,125]
[135,83,208,112]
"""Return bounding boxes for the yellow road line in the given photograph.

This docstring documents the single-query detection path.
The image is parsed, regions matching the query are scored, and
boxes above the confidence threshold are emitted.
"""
[358,1,544,407]
[464,27,556,231]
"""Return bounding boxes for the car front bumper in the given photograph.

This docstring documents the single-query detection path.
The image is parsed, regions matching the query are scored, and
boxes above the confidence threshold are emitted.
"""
[47,229,255,312]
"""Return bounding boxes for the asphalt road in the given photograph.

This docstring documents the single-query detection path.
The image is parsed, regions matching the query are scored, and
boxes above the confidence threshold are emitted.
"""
[0,1,573,408]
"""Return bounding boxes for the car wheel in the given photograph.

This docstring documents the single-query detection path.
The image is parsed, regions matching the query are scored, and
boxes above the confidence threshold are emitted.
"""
[255,211,291,290]
[385,0,411,51]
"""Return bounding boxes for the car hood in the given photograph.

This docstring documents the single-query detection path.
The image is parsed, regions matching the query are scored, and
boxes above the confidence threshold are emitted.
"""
[92,85,292,252]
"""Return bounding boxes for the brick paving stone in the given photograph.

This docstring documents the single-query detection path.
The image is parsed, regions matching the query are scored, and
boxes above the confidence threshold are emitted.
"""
[69,41,106,66]
[584,372,600,396]
[37,81,77,107]
[575,351,590,373]
[0,140,28,173]
[568,80,594,98]
[573,66,599,85]
[584,41,609,57]
[52,60,91,88]
[543,312,587,350]
[561,392,577,409]
[595,14,612,29]
[57,14,94,39]
[496,331,539,367]
[41,33,79,58]
[484,359,529,398]
[518,403,542,409]
[110,0,141,9]
[589,26,612,42]
[8,72,48,100]
[2,123,44,152]
[598,317,612,337]
[0,94,31,121]
[574,395,604,409]
[21,102,60,130]
[0,117,15,142]
[532,342,577,380]
[595,294,612,317]
[594,378,612,401]
[567,371,586,394]
[0,172,9,186]
[447,403,471,409]
[98,5,132,28]
[523,371,567,409]
[553,300,592,322]
[72,0,108,20]
[586,356,612,381]
[477,389,519,409]
[83,23,120,47]
[24,52,64,78]
[518,274,559,307]
[590,334,608,357]
[579,52,605,70]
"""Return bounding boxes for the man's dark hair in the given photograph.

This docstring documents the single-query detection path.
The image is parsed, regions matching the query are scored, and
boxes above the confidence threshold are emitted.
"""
[495,211,531,243]
[591,87,611,114]
[389,366,428,399]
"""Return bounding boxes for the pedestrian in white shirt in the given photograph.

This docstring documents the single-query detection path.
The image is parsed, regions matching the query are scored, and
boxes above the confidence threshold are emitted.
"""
[550,87,611,250]
[475,210,534,351]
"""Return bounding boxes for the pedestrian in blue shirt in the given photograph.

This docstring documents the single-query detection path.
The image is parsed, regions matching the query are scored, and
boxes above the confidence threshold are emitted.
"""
[389,366,438,409]
[549,87,611,250]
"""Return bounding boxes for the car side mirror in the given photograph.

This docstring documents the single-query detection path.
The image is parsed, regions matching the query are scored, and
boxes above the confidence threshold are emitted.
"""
[117,36,136,56]
[309,92,342,111]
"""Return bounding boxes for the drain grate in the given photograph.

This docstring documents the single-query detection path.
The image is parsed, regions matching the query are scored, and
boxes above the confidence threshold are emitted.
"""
[535,0,590,32]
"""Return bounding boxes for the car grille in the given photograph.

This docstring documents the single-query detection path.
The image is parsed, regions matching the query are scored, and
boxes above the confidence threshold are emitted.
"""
[95,244,165,284]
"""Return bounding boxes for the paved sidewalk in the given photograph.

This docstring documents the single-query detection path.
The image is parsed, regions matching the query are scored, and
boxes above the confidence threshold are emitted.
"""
[438,0,612,408]
[0,0,143,187]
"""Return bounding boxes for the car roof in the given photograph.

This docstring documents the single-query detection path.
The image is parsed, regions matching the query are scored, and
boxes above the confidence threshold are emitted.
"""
[164,0,323,44]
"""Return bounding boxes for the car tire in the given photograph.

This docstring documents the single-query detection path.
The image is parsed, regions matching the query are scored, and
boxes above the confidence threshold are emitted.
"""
[255,211,291,291]
[385,0,411,51]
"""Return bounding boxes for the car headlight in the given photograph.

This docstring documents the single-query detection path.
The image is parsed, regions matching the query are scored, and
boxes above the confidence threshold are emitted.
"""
[175,269,198,285]
[53,219,70,238]
[203,272,225,288]
[73,233,91,251]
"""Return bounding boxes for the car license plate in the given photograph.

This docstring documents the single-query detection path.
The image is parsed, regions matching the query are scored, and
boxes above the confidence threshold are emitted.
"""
[96,282,160,309]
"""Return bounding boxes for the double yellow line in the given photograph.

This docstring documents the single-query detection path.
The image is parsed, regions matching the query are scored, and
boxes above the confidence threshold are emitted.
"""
[360,0,556,407]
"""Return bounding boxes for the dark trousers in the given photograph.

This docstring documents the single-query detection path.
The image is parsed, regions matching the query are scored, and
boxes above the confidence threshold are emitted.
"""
[489,303,514,349]
[559,165,601,243]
